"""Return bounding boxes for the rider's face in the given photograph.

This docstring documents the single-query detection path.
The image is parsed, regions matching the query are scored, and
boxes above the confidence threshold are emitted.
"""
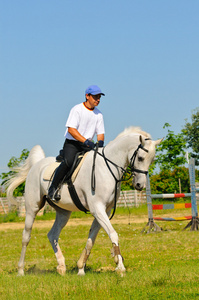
[85,94,101,108]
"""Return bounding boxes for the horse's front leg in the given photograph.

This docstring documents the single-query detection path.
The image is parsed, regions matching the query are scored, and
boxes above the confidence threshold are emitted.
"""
[47,210,71,275]
[77,218,101,276]
[92,204,126,273]
[111,243,125,272]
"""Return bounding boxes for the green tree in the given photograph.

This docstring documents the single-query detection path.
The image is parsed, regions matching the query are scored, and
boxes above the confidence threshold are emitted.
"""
[150,166,190,195]
[0,149,29,196]
[154,123,187,171]
[182,107,199,165]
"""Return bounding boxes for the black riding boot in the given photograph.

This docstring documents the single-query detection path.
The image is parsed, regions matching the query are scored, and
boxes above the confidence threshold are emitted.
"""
[48,162,68,201]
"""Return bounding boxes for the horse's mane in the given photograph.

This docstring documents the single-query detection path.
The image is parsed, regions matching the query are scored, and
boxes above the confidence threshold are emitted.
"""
[115,126,151,140]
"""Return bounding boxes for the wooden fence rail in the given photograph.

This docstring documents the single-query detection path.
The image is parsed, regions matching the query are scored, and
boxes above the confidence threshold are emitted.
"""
[0,190,147,217]
[117,190,146,207]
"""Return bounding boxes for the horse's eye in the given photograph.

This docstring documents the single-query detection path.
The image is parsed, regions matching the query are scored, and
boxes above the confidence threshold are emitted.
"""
[138,157,144,162]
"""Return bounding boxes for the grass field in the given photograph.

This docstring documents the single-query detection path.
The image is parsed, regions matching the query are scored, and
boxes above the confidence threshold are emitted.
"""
[1,206,199,299]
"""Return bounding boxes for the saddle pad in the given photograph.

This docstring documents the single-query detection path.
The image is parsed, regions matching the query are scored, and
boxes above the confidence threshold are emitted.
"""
[43,162,60,181]
[43,152,89,183]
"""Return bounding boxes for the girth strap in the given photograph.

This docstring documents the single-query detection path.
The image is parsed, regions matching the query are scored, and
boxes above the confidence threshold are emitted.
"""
[67,178,89,213]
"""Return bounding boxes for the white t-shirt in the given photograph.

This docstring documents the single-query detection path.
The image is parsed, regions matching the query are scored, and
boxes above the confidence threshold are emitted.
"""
[64,102,105,141]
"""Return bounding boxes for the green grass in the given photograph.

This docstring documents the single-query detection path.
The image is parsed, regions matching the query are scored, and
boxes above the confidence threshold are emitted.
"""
[0,210,24,223]
[1,210,199,299]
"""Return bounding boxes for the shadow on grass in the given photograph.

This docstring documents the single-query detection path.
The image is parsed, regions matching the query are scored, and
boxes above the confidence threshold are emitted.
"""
[25,265,57,275]
[20,264,117,276]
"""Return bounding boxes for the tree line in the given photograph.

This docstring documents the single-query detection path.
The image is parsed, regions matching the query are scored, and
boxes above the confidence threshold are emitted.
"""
[1,108,199,196]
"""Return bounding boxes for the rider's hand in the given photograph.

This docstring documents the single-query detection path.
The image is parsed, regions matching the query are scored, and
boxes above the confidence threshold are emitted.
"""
[98,140,104,147]
[84,139,95,149]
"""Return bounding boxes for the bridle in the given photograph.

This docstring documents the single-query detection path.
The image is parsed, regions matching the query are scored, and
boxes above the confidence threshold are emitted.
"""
[101,140,150,181]
[92,139,151,220]
[129,143,149,175]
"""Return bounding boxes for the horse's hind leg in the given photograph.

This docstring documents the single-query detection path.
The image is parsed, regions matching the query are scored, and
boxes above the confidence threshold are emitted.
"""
[77,218,101,276]
[47,209,71,275]
[18,213,36,276]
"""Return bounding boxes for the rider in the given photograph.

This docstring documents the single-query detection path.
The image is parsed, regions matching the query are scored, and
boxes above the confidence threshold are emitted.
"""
[48,85,105,202]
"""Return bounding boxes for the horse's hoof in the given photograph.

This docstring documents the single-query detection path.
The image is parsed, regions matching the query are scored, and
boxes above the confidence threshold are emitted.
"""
[18,269,24,276]
[115,266,126,274]
[118,271,126,277]
[57,265,66,276]
[77,268,85,276]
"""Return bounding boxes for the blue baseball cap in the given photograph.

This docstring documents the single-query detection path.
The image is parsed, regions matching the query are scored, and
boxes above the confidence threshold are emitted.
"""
[85,85,105,96]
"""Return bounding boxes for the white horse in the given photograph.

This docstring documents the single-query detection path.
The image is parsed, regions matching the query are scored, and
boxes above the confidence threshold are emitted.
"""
[7,127,161,276]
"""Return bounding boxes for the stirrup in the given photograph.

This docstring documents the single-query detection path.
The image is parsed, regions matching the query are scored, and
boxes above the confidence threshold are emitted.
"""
[48,186,61,202]
[54,190,61,201]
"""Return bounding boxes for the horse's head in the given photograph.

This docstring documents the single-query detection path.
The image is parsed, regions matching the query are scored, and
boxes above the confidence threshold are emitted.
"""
[130,135,162,191]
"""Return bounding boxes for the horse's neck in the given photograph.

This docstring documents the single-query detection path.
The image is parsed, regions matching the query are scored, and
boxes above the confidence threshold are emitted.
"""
[104,135,139,170]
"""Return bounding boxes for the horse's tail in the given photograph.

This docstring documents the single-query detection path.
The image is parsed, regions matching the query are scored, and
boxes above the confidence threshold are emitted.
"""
[6,145,46,205]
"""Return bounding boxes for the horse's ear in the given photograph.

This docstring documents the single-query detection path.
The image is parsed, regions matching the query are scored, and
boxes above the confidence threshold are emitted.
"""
[154,138,164,146]
[139,135,145,146]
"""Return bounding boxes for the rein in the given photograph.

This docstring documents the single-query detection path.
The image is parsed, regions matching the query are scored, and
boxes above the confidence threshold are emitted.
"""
[92,141,150,220]
[101,147,124,220]
[91,142,99,191]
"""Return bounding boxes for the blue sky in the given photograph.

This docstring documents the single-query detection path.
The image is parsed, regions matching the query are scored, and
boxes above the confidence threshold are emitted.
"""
[0,0,199,174]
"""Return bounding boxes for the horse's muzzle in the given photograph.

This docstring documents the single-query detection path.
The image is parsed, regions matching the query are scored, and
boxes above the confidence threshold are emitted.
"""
[134,182,143,191]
